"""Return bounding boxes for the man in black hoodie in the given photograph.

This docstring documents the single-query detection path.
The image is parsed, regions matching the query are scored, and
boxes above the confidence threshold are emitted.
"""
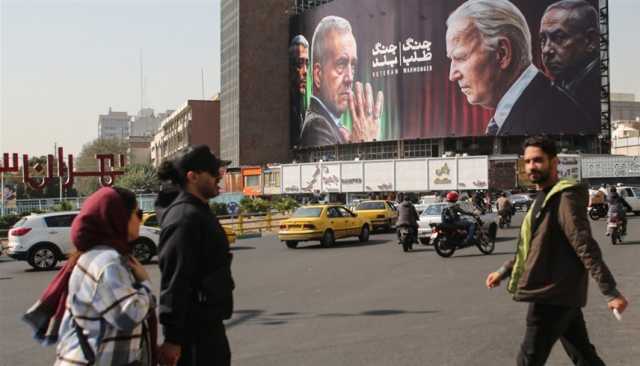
[155,145,233,366]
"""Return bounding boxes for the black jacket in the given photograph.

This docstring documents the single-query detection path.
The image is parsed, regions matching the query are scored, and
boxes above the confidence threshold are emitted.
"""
[156,190,234,345]
[299,96,347,147]
[496,72,597,136]
[396,201,419,228]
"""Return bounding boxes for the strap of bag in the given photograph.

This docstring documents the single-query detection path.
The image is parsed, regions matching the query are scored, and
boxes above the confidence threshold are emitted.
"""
[69,309,96,365]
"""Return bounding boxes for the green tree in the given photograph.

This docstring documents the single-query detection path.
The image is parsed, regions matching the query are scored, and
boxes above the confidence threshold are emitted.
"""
[75,138,128,196]
[273,196,299,214]
[115,163,160,193]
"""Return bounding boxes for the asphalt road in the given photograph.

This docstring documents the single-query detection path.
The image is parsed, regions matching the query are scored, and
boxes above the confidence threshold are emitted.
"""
[1,214,639,366]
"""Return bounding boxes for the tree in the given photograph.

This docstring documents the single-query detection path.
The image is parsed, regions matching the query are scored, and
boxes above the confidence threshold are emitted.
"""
[115,163,160,193]
[75,138,128,196]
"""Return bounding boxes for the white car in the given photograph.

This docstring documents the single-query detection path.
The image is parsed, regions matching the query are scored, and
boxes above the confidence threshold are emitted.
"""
[617,186,640,214]
[6,211,159,270]
[417,202,497,245]
[414,195,440,214]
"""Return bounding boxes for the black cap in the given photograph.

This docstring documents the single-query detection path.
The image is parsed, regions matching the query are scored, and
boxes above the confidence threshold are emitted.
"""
[175,145,231,177]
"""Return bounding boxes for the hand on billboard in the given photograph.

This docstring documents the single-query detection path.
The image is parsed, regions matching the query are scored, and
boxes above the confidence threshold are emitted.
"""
[349,81,383,142]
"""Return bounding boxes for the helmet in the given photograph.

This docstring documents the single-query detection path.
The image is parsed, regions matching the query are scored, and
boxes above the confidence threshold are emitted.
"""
[446,191,459,202]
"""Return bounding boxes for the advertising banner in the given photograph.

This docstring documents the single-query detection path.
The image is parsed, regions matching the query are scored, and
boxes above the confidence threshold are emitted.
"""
[300,163,323,192]
[363,161,395,192]
[457,156,489,190]
[428,158,457,191]
[340,162,364,192]
[282,165,301,193]
[321,163,342,192]
[582,156,640,179]
[290,0,600,147]
[395,159,429,192]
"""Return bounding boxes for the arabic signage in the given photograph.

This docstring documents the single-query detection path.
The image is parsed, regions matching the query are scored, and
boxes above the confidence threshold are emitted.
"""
[581,156,640,179]
[279,156,488,194]
[290,0,600,147]
[0,148,126,191]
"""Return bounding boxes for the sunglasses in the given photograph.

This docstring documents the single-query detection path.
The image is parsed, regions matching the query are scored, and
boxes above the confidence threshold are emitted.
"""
[136,209,143,220]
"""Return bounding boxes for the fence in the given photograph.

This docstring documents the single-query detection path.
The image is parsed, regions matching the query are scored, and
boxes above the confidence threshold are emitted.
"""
[0,194,158,217]
[219,211,291,236]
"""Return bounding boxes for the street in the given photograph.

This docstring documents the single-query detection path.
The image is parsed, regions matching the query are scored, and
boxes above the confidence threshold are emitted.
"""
[1,214,639,366]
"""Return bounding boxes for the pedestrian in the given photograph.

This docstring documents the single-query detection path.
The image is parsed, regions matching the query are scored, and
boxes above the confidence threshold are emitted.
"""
[155,145,234,366]
[23,187,157,366]
[485,136,628,366]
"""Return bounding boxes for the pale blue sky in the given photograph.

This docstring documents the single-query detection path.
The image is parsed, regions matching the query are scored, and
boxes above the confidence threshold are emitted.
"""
[0,0,638,157]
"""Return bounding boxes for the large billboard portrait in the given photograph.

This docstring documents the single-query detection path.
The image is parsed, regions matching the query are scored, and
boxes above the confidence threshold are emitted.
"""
[290,0,601,147]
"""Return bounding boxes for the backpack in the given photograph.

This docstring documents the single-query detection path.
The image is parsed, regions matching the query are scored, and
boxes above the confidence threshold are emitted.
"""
[441,205,458,224]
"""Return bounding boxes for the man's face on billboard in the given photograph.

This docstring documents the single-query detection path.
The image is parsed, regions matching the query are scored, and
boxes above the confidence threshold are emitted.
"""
[447,20,501,109]
[291,44,309,95]
[314,30,357,116]
[540,8,592,79]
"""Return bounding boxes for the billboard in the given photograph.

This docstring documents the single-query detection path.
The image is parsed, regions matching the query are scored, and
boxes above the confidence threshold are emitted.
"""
[582,156,640,179]
[290,0,601,147]
[279,156,488,194]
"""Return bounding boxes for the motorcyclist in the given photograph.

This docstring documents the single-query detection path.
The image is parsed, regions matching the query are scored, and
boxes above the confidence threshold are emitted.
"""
[607,187,632,235]
[396,193,419,242]
[496,192,513,223]
[472,191,485,213]
[442,191,478,245]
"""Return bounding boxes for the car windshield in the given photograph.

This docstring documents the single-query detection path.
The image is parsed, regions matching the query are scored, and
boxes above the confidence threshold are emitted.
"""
[12,218,27,228]
[357,202,385,210]
[632,188,640,197]
[292,207,323,218]
[422,204,444,216]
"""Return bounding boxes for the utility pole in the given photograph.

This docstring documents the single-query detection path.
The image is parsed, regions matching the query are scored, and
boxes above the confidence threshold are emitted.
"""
[55,142,62,202]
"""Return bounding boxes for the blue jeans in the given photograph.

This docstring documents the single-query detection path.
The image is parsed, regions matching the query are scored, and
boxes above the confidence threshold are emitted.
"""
[463,221,476,242]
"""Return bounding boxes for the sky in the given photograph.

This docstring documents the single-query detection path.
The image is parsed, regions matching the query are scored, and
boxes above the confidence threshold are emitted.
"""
[0,0,221,157]
[0,0,638,157]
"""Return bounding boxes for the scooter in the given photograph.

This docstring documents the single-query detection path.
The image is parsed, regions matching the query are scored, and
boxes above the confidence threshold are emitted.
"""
[498,208,513,228]
[430,216,494,258]
[397,226,416,252]
[607,214,625,245]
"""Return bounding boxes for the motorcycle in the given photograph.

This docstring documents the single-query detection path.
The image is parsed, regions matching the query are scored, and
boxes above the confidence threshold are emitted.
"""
[588,203,608,221]
[498,208,513,229]
[430,216,495,258]
[397,226,416,252]
[607,214,625,245]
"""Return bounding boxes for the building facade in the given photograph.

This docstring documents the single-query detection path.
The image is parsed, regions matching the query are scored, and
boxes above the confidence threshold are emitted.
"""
[220,0,292,167]
[150,99,220,167]
[98,108,130,139]
[612,120,640,155]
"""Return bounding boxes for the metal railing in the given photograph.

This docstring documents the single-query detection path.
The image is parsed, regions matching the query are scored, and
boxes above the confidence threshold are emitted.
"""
[0,194,158,217]
[220,211,291,236]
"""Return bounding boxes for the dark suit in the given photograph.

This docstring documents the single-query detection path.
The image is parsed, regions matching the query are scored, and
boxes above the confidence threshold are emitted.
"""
[299,96,347,147]
[496,72,598,136]
[555,57,600,123]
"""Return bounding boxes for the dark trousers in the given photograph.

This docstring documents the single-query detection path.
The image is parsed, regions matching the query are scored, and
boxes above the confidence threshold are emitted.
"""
[517,303,605,366]
[178,320,231,366]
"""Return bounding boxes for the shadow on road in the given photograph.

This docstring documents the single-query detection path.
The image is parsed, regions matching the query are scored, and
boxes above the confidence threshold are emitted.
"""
[452,251,515,258]
[297,239,389,250]
[495,236,517,243]
[616,240,640,246]
[227,308,439,328]
[230,246,256,251]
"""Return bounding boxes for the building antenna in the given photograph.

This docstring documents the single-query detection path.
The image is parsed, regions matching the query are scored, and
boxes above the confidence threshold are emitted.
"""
[201,68,205,99]
[140,49,144,112]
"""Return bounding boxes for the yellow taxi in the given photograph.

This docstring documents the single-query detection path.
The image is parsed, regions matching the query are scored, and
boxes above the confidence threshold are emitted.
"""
[141,212,236,245]
[352,200,398,231]
[278,204,372,249]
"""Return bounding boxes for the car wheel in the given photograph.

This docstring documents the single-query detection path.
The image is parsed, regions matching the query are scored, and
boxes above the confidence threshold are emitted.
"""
[28,243,59,270]
[359,225,370,242]
[132,238,156,264]
[285,240,299,249]
[321,230,335,248]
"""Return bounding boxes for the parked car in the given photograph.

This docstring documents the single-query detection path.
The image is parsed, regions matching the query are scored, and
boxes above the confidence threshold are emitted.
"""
[417,202,497,245]
[616,186,640,215]
[6,211,160,270]
[415,195,440,214]
[278,204,372,249]
[352,200,398,231]
[141,212,236,244]
[509,193,534,212]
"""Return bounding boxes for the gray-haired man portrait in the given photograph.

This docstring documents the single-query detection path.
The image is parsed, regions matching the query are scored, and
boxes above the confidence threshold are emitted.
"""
[290,35,309,147]
[446,0,594,137]
[540,0,600,121]
[299,15,384,147]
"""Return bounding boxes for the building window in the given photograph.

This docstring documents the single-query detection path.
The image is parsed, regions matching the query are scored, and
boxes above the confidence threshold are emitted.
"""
[244,175,260,187]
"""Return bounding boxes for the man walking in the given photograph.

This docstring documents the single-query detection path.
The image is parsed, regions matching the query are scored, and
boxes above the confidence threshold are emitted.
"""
[486,136,628,365]
[155,145,234,366]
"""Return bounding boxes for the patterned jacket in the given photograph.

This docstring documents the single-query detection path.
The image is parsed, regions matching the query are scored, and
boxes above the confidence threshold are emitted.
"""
[55,246,154,366]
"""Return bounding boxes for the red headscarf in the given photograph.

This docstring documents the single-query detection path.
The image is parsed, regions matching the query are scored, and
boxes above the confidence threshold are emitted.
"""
[71,187,132,254]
